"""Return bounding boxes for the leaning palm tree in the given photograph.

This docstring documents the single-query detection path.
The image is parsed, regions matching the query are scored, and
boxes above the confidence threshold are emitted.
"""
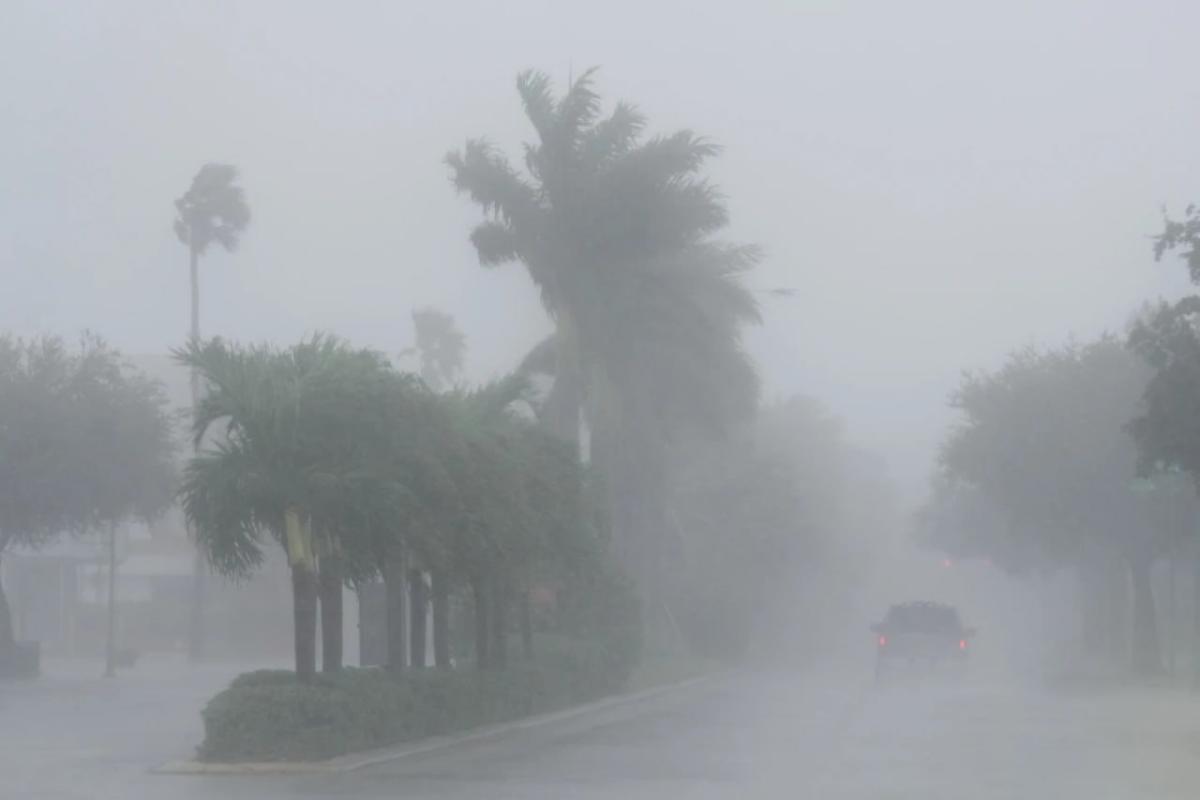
[174,163,250,660]
[174,163,251,355]
[176,335,403,680]
[446,70,760,607]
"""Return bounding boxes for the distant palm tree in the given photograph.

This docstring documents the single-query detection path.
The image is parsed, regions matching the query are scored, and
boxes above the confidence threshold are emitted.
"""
[446,70,760,607]
[173,163,250,660]
[405,307,466,392]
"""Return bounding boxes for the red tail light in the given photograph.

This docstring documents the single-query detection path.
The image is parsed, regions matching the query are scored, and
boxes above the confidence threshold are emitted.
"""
[959,639,967,650]
[878,635,887,647]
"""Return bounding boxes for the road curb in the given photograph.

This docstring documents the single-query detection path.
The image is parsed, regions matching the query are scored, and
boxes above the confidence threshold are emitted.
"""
[152,672,720,776]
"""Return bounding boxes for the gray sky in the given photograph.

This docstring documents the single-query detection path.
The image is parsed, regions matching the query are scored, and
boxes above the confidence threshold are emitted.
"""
[3,0,1199,502]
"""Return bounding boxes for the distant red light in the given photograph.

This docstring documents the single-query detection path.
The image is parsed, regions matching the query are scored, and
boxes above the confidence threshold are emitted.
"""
[878,635,887,647]
[959,639,967,650]
[942,559,953,568]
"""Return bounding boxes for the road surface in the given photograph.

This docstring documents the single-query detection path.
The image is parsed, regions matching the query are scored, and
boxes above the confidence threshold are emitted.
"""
[4,659,1200,799]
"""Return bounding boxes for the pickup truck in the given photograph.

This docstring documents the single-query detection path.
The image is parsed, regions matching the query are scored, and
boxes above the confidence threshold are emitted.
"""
[872,601,975,680]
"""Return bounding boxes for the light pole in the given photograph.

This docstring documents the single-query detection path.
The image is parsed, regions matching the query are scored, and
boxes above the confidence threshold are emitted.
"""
[104,523,119,678]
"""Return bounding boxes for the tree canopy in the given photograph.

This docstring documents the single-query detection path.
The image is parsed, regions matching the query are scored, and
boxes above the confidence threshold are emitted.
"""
[446,69,761,606]
[174,164,251,256]
[0,334,176,655]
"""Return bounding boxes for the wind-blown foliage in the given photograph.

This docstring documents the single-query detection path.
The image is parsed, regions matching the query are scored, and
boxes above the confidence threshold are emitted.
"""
[174,164,251,255]
[176,335,416,678]
[447,69,761,604]
[178,334,629,678]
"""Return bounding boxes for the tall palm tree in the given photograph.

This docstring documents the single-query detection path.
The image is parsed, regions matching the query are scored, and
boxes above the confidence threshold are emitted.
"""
[173,163,250,660]
[446,70,760,606]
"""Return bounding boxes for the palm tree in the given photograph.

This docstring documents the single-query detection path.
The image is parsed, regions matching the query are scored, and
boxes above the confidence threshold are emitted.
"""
[446,70,760,608]
[406,308,466,392]
[174,163,250,660]
[176,336,403,680]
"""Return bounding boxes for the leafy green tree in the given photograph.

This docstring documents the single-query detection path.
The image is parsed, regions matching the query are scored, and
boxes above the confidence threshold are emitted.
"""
[446,69,760,609]
[936,337,1174,674]
[0,335,175,664]
[1128,299,1200,479]
[174,163,251,660]
[1129,200,1200,478]
[1153,204,1200,281]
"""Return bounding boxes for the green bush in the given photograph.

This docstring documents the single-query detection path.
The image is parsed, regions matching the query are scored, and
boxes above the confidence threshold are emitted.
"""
[199,638,638,762]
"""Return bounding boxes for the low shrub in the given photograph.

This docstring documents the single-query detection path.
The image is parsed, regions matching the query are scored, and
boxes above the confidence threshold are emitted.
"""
[199,637,637,762]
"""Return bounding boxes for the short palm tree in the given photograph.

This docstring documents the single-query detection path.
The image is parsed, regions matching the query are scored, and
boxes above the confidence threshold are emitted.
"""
[176,336,403,680]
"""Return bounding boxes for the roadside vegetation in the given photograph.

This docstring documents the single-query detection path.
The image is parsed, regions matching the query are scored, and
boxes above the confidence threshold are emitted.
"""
[920,208,1200,681]
[33,64,1200,764]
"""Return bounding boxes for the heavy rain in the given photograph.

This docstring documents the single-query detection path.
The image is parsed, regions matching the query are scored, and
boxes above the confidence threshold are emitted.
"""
[3,2,1200,798]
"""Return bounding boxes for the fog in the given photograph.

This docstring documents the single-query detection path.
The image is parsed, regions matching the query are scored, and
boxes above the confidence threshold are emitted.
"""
[5,1,1200,798]
[6,0,1199,498]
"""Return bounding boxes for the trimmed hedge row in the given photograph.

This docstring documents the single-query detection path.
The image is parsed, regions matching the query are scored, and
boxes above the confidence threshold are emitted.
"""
[199,638,636,762]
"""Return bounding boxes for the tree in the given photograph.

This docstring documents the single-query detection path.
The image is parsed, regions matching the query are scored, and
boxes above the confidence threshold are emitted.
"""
[0,335,175,666]
[935,338,1173,674]
[176,335,407,680]
[1128,207,1200,681]
[400,307,466,665]
[174,163,251,661]
[669,396,890,660]
[446,69,760,612]
[406,308,466,392]
[1152,204,1200,282]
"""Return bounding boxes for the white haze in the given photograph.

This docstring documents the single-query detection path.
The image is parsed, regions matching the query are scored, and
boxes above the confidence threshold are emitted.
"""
[5,0,1200,502]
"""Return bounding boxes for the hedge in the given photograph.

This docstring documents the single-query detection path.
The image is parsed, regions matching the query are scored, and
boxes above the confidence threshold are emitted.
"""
[199,637,638,762]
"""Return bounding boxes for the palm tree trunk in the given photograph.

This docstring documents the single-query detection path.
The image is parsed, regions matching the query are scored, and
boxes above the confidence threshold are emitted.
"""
[384,550,407,671]
[538,320,583,448]
[520,590,534,660]
[187,241,208,662]
[491,581,508,670]
[319,554,343,673]
[431,569,450,669]
[1129,550,1163,677]
[472,577,490,671]
[291,563,318,682]
[409,569,427,668]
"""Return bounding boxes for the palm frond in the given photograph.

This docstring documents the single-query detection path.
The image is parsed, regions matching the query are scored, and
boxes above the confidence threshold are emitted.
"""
[174,163,251,255]
[555,66,602,146]
[444,140,539,228]
[516,70,557,141]
[581,102,646,169]
[469,220,522,266]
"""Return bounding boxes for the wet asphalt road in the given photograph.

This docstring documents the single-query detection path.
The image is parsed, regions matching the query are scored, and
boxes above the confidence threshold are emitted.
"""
[5,659,1200,800]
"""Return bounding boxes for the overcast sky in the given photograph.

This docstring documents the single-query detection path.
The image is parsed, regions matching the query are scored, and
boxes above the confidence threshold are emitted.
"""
[4,0,1199,502]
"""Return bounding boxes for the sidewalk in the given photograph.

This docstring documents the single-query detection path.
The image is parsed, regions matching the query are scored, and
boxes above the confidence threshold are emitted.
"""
[0,654,264,799]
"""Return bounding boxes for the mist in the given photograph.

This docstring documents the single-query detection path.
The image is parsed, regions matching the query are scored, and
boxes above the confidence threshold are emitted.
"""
[4,1,1200,798]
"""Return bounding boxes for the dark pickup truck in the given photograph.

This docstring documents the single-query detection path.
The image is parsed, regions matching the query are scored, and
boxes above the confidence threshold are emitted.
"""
[872,602,975,680]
